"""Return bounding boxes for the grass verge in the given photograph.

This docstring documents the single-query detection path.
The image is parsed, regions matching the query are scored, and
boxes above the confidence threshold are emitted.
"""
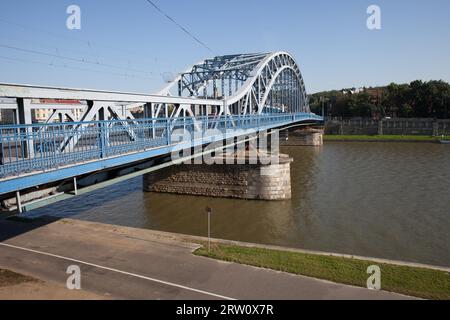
[324,135,450,142]
[194,243,450,300]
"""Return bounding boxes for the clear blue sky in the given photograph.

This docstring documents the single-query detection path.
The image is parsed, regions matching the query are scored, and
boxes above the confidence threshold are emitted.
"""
[0,0,449,93]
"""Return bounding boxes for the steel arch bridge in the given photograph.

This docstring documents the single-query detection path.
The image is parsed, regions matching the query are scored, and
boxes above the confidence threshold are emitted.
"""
[0,52,322,209]
[158,51,309,117]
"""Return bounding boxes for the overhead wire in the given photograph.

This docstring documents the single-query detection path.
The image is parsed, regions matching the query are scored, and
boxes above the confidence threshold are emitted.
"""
[0,18,163,64]
[0,43,154,75]
[143,0,213,53]
[0,54,157,80]
[0,3,210,83]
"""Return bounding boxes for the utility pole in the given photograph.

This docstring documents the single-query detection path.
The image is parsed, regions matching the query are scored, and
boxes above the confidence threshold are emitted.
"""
[328,101,332,119]
[444,95,448,120]
[321,96,325,118]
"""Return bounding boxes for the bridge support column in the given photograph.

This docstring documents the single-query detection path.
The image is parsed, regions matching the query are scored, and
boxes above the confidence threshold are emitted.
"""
[143,154,293,200]
[281,128,323,146]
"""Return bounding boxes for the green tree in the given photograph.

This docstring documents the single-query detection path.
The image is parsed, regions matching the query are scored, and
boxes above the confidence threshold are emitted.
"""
[308,80,450,119]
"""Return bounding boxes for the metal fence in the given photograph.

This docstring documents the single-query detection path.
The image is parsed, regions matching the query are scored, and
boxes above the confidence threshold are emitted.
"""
[0,113,321,179]
[325,117,450,136]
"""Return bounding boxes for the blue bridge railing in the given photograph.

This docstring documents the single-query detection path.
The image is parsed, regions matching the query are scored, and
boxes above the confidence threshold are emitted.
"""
[0,113,322,179]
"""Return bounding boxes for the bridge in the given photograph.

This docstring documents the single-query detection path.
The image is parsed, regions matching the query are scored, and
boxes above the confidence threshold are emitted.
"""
[0,51,322,212]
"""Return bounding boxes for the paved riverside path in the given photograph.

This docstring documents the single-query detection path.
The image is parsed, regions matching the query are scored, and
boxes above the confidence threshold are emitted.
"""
[0,217,413,300]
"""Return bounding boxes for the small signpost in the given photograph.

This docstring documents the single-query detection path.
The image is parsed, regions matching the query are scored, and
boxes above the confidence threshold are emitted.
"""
[206,206,212,252]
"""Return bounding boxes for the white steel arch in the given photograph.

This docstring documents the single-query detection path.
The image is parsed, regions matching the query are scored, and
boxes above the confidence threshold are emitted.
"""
[152,51,310,120]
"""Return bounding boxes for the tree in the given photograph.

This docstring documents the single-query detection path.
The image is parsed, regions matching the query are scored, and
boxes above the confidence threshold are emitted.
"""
[309,80,450,119]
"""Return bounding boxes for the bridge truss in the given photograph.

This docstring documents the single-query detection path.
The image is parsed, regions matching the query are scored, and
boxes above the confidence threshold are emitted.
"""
[158,51,309,117]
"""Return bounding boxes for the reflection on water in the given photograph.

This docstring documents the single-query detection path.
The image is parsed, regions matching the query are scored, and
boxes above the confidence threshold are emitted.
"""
[27,142,450,267]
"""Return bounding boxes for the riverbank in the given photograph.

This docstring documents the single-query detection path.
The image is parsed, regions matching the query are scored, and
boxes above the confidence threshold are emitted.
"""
[194,243,450,300]
[0,217,414,300]
[324,135,450,143]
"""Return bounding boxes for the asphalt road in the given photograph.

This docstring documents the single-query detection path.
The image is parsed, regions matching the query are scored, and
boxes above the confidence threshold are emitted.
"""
[0,217,413,300]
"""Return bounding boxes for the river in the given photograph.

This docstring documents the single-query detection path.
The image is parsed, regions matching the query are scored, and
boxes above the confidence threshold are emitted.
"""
[27,142,450,267]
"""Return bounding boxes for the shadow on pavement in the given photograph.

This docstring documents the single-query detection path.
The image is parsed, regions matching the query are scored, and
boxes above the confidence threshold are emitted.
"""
[0,215,62,243]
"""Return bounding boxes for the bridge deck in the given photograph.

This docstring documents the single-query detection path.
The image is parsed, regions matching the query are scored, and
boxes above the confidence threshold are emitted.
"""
[0,113,322,195]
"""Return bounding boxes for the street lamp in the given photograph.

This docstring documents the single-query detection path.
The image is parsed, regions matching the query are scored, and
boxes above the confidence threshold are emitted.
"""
[206,207,212,252]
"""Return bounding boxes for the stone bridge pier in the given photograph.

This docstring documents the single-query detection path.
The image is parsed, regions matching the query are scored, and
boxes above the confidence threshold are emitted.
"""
[144,152,293,201]
[280,127,324,146]
[144,127,324,201]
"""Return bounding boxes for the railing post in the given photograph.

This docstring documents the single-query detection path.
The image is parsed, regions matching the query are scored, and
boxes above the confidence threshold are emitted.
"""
[226,113,229,130]
[167,119,171,145]
[223,100,228,131]
[0,128,3,166]
[97,107,108,158]
[99,122,106,158]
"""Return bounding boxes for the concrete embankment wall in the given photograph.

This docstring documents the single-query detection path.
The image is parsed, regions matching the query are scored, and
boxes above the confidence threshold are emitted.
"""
[143,155,293,200]
[326,118,450,136]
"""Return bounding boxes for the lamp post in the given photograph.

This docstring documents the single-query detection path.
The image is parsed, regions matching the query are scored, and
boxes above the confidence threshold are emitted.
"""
[206,207,212,252]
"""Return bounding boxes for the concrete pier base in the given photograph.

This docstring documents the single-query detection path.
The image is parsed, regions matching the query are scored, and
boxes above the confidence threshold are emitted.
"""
[281,128,324,146]
[143,153,293,200]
